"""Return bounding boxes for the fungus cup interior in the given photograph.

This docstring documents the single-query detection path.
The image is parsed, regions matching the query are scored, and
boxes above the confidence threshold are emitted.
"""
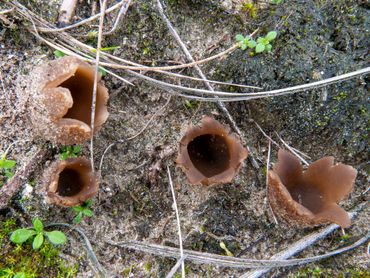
[177,116,248,185]
[187,134,231,177]
[56,65,107,128]
[56,159,93,197]
[270,149,357,227]
[46,157,98,207]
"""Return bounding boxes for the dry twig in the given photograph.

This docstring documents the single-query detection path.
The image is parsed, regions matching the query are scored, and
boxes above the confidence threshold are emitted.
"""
[266,140,278,225]
[0,148,48,210]
[167,166,185,278]
[47,223,108,277]
[103,0,132,35]
[90,0,108,169]
[58,0,78,26]
[156,0,259,168]
[239,203,368,277]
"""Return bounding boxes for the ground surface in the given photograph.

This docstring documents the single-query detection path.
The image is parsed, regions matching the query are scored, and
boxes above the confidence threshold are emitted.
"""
[0,0,369,277]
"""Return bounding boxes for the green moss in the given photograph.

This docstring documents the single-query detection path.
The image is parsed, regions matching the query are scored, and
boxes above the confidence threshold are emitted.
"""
[0,219,78,277]
[240,1,258,19]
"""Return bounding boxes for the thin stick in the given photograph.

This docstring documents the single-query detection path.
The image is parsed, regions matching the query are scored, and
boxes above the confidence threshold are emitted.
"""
[126,96,171,141]
[10,4,369,100]
[37,1,124,32]
[156,0,259,168]
[58,0,78,26]
[9,2,370,101]
[98,97,171,173]
[103,0,132,35]
[0,148,48,209]
[0,8,14,15]
[275,132,309,166]
[106,207,368,268]
[46,223,108,278]
[239,203,368,277]
[266,140,278,225]
[167,166,185,278]
[166,256,188,278]
[90,0,108,170]
[252,120,280,148]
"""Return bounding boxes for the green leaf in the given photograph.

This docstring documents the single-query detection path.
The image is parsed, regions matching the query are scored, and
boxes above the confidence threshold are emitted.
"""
[241,44,247,50]
[4,169,14,179]
[83,209,93,217]
[59,153,68,160]
[235,34,244,42]
[255,43,265,53]
[220,241,234,257]
[72,145,81,154]
[73,206,84,213]
[46,231,67,245]
[265,44,272,52]
[98,67,107,76]
[14,273,26,278]
[10,229,36,244]
[266,31,277,41]
[74,213,82,224]
[0,159,16,169]
[54,50,66,58]
[247,40,257,48]
[32,233,44,249]
[100,46,120,52]
[32,218,43,233]
[85,199,93,207]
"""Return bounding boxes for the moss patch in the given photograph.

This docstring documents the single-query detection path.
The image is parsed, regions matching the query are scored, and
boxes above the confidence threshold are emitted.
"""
[0,218,77,278]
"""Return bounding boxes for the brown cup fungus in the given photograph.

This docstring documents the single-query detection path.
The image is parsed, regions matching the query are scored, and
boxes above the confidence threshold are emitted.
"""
[268,149,357,228]
[44,157,99,207]
[176,117,248,185]
[29,56,109,145]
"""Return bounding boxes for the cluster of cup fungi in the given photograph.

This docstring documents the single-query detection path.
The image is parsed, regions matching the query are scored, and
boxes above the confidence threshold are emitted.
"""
[30,56,357,228]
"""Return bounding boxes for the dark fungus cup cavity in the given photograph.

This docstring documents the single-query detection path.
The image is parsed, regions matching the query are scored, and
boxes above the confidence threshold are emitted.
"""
[268,149,357,228]
[29,56,109,145]
[176,116,248,185]
[45,157,99,207]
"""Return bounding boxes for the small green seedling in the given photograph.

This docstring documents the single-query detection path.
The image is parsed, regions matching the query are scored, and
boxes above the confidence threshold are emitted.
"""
[59,145,81,160]
[98,67,107,76]
[184,100,199,110]
[90,45,121,53]
[255,31,277,53]
[10,218,67,250]
[0,152,16,187]
[13,272,26,278]
[54,50,66,58]
[235,34,257,50]
[72,200,94,224]
[236,31,277,54]
[219,241,234,257]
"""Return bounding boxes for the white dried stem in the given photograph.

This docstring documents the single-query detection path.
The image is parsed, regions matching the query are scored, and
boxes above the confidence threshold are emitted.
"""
[239,203,367,277]
[275,132,309,166]
[156,0,259,168]
[90,0,108,169]
[58,0,78,26]
[167,166,185,278]
[266,139,278,225]
[103,0,132,35]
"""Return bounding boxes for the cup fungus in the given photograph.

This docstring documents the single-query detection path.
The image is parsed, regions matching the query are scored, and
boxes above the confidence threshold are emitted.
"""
[176,116,248,185]
[29,56,109,145]
[44,157,99,207]
[268,149,357,228]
